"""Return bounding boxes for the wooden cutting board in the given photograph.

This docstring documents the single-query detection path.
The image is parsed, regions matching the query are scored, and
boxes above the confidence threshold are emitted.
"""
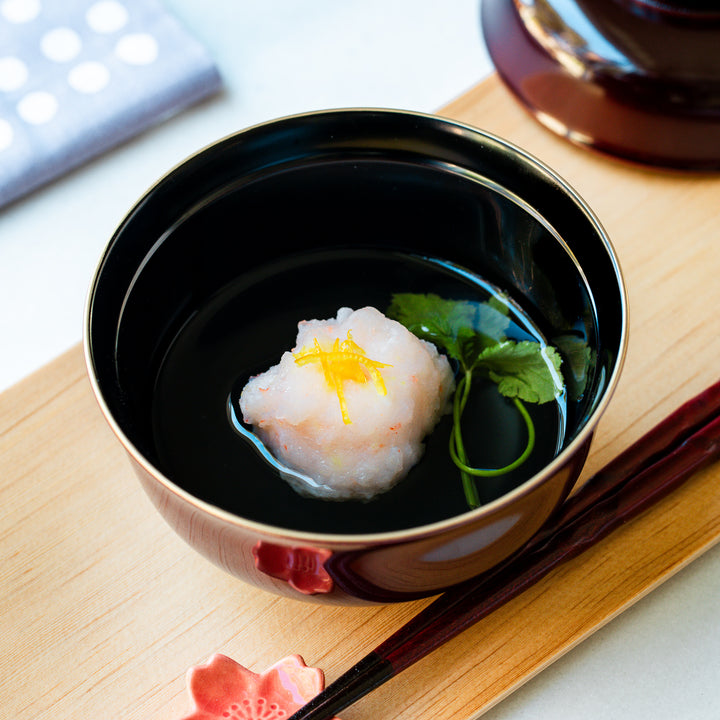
[2,75,720,720]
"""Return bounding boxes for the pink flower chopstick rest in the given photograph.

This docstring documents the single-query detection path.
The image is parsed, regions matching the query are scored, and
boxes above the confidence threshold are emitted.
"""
[179,653,340,720]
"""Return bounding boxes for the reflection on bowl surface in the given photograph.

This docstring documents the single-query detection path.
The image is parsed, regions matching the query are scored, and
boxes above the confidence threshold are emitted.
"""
[85,109,627,603]
[483,0,720,169]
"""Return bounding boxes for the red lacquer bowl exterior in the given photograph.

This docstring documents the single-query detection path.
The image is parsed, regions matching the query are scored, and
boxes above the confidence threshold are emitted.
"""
[84,109,627,604]
[124,433,591,603]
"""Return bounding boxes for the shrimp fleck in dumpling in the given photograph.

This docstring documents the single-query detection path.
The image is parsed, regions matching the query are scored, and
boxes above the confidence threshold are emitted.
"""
[239,306,454,500]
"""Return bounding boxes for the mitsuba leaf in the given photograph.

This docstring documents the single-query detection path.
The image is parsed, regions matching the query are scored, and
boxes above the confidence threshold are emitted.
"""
[386,291,566,509]
[477,295,511,345]
[388,293,456,350]
[475,341,564,404]
[387,292,512,369]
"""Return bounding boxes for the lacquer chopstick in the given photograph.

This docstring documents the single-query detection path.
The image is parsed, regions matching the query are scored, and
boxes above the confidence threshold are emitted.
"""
[288,379,720,720]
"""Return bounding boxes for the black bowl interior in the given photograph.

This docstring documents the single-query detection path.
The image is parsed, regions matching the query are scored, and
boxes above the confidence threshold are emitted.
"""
[87,110,624,533]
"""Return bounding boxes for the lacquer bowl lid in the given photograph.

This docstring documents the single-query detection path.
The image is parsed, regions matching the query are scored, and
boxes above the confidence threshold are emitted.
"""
[482,0,720,170]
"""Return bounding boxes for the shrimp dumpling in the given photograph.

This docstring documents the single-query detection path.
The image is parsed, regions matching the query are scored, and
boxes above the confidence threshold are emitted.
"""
[239,306,455,500]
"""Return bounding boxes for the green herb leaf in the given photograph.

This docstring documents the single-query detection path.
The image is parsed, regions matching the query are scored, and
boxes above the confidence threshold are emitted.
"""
[387,293,563,403]
[478,295,511,344]
[475,340,564,404]
[387,292,511,369]
[387,293,478,367]
[387,292,565,509]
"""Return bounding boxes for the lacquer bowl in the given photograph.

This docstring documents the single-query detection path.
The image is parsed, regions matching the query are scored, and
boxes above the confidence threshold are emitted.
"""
[84,109,628,604]
[482,0,720,170]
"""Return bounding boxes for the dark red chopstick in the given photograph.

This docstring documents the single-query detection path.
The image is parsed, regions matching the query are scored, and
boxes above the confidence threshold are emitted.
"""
[544,379,720,532]
[288,380,720,720]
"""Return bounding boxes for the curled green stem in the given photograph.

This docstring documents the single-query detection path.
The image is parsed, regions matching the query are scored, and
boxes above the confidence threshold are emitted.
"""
[449,370,536,509]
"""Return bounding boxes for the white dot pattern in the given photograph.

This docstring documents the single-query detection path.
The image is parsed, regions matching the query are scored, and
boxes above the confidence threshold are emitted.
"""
[1,0,41,24]
[17,90,58,124]
[41,27,83,63]
[0,0,220,208]
[115,32,158,65]
[0,0,168,154]
[86,0,128,33]
[68,61,110,94]
[0,56,29,91]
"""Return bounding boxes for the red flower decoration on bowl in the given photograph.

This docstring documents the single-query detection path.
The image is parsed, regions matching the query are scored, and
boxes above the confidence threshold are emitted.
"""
[180,653,338,720]
[253,541,333,595]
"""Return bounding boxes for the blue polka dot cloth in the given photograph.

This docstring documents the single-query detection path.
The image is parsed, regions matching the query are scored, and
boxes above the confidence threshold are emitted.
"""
[0,0,221,207]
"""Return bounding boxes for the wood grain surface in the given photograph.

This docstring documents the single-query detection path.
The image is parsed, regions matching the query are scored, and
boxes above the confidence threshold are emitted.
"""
[2,75,720,720]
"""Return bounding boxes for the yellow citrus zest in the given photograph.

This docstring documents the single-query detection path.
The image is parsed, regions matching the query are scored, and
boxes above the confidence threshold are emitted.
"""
[293,331,391,424]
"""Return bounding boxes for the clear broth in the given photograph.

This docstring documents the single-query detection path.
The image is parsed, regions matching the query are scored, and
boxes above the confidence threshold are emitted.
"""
[151,249,567,534]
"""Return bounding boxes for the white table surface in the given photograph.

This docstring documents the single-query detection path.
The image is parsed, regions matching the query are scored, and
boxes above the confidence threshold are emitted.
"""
[1,2,718,718]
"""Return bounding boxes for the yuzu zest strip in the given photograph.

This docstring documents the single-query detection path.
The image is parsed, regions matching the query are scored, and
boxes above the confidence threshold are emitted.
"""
[293,331,391,424]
